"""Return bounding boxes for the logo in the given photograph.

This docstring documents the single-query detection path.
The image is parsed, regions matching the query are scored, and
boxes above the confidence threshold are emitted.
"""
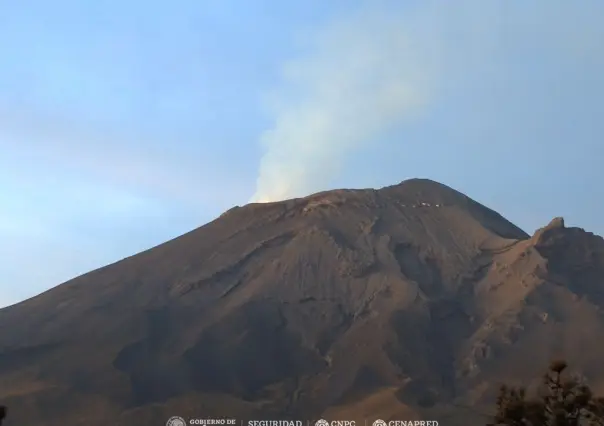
[167,417,187,426]
[372,421,439,426]
[314,421,354,426]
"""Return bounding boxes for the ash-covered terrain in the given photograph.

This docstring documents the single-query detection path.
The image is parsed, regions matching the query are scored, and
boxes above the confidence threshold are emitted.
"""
[1,179,603,426]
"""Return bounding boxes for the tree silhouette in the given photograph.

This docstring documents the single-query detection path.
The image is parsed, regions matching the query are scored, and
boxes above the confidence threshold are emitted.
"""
[488,360,604,426]
[0,405,6,425]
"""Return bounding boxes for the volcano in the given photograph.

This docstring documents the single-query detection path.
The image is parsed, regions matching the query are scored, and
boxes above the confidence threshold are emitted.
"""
[1,178,603,426]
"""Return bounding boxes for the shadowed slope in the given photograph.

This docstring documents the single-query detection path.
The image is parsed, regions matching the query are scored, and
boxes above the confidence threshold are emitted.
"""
[0,179,602,426]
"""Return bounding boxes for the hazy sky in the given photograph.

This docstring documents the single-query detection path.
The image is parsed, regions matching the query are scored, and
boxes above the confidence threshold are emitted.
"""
[1,0,603,307]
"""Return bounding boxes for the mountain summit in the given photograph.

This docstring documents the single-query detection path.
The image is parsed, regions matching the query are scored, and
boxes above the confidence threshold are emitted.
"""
[1,178,603,426]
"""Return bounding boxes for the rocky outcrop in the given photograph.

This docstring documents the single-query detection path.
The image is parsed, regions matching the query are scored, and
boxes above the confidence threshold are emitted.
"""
[0,179,602,426]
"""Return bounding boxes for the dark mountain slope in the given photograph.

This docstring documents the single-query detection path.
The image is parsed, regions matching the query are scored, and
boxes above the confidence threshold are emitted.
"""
[0,178,601,426]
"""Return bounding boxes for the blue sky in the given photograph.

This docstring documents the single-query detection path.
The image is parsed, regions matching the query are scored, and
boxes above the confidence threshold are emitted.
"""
[1,0,603,307]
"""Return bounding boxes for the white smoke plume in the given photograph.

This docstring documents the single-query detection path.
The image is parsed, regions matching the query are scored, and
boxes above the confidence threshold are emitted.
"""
[250,0,604,203]
[250,3,444,202]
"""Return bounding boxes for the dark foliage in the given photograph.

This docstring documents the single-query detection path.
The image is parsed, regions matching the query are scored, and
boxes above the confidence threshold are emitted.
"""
[488,360,604,426]
[0,405,5,425]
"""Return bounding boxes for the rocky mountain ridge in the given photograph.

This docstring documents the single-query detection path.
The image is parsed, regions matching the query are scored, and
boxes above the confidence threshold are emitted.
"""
[0,179,602,426]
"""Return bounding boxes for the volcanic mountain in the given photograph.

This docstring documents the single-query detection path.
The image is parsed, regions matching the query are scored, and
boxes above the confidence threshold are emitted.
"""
[1,178,603,426]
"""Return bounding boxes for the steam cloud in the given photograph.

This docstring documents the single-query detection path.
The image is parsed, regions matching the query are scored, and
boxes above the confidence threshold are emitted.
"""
[250,0,604,203]
[250,4,442,203]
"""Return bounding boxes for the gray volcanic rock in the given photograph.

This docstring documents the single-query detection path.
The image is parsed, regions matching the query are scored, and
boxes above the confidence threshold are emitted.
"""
[0,178,602,426]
